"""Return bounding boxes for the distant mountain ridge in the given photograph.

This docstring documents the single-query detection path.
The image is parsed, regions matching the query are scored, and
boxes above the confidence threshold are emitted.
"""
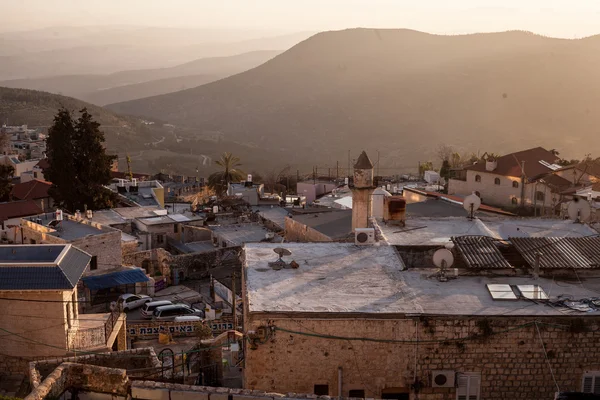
[106,28,600,168]
[0,50,281,105]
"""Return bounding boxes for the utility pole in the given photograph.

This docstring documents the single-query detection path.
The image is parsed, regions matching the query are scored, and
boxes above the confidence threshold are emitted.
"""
[231,271,236,330]
[297,169,300,184]
[376,150,380,179]
[336,161,339,182]
[313,166,316,184]
[328,167,331,180]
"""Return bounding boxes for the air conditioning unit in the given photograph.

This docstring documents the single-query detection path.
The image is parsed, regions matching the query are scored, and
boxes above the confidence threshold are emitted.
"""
[355,228,375,245]
[431,370,455,388]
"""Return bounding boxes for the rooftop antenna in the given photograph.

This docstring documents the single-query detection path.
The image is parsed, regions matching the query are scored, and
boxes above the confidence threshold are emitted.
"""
[463,192,481,221]
[567,197,591,224]
[432,248,454,282]
[126,153,133,182]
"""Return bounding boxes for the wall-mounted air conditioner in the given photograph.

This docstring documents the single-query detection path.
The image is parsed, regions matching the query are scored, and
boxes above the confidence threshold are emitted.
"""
[431,370,455,388]
[355,228,375,245]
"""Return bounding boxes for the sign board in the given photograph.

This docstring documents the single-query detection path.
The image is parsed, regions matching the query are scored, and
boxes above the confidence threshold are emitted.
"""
[154,277,166,292]
[128,318,234,339]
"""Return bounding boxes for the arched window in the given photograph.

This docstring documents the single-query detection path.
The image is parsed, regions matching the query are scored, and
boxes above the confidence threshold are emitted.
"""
[536,191,545,202]
[511,197,518,205]
[512,181,519,188]
[475,175,481,182]
[494,178,501,185]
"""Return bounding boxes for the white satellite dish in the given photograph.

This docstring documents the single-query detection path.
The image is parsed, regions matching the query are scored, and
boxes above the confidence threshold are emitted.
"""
[499,224,530,239]
[433,248,454,268]
[463,192,481,220]
[567,198,592,223]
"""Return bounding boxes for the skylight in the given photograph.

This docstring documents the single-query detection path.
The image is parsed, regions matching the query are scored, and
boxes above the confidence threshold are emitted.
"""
[516,285,548,300]
[486,284,517,300]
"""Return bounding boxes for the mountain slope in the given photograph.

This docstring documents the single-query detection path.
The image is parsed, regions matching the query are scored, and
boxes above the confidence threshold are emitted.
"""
[107,29,600,168]
[0,50,280,105]
[0,86,150,149]
[0,86,275,174]
[0,31,311,80]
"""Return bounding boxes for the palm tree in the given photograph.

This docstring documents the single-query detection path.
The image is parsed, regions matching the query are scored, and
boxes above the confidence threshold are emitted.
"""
[208,152,245,196]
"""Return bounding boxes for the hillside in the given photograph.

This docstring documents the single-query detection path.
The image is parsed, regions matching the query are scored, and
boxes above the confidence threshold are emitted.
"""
[0,50,280,105]
[0,86,150,149]
[0,30,310,80]
[0,86,275,174]
[107,29,600,170]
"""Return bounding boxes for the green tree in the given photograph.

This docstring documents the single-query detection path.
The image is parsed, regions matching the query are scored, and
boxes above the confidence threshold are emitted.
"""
[418,161,434,177]
[208,152,245,196]
[46,108,117,211]
[439,159,451,180]
[0,165,15,202]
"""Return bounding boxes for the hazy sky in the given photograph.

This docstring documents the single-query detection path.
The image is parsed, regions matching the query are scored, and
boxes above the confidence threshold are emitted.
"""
[4,0,600,38]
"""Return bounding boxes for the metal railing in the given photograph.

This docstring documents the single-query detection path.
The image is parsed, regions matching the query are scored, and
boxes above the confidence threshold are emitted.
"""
[69,308,122,351]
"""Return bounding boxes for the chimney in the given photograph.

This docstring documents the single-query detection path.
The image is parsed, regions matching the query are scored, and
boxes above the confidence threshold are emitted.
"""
[350,151,375,231]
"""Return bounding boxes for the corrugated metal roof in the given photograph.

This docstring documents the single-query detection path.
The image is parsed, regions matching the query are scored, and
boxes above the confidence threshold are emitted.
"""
[58,246,93,287]
[452,236,513,269]
[510,236,600,269]
[0,245,90,290]
[82,268,149,290]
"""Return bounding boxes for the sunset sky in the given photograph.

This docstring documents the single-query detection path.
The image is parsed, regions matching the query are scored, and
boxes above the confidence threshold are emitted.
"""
[3,0,600,38]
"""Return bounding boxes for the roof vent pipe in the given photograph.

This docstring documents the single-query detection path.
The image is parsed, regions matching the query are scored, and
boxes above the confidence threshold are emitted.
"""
[533,251,542,279]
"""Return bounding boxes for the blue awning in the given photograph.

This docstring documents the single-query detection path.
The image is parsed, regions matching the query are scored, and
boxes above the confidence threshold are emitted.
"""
[82,268,149,291]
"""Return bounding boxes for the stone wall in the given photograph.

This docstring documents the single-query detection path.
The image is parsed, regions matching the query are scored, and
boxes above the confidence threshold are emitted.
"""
[123,247,242,285]
[0,290,74,360]
[20,219,123,272]
[285,217,333,242]
[29,347,161,388]
[26,362,129,400]
[244,316,600,400]
[183,225,213,243]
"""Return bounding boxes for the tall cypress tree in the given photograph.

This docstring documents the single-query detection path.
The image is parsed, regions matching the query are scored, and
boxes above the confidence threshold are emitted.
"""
[46,108,117,211]
[46,108,77,211]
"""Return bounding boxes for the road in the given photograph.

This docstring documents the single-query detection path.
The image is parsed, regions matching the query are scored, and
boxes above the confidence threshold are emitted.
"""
[125,283,207,322]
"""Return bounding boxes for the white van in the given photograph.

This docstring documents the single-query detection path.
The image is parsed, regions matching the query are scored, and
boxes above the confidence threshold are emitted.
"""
[174,315,202,322]
[152,304,203,321]
[140,300,172,319]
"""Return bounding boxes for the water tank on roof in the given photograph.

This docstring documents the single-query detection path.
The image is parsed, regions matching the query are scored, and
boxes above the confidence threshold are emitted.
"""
[486,159,498,172]
[372,187,392,219]
[383,196,406,226]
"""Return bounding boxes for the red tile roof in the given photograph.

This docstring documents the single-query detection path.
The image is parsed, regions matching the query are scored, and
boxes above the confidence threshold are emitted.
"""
[35,158,50,171]
[0,200,43,222]
[11,179,51,201]
[465,147,559,179]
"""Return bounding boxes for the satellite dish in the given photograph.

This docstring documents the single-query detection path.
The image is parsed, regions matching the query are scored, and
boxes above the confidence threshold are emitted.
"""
[499,224,530,239]
[273,247,292,261]
[567,198,592,223]
[463,192,481,220]
[433,248,454,268]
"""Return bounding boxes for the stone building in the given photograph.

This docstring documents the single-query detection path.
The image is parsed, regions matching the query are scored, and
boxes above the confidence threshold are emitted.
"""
[242,242,600,400]
[447,147,599,212]
[351,151,376,231]
[21,212,123,272]
[0,244,127,375]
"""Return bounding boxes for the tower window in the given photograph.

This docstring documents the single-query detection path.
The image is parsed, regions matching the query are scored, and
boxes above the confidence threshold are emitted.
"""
[512,181,519,188]
[494,178,501,185]
[475,175,481,182]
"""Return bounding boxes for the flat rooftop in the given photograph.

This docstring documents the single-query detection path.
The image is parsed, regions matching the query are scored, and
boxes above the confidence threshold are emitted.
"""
[211,223,282,246]
[252,206,290,230]
[289,209,352,240]
[244,243,600,316]
[137,213,202,226]
[25,213,113,241]
[91,207,167,226]
[378,217,598,246]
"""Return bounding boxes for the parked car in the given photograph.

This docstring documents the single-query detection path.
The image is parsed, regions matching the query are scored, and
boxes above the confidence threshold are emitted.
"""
[152,304,204,321]
[117,294,152,311]
[140,300,173,319]
[174,315,203,322]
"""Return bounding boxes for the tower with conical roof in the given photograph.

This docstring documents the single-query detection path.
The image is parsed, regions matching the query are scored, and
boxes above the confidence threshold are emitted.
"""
[351,151,375,231]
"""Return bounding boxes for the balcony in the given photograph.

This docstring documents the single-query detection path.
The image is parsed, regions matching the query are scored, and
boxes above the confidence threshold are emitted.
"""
[68,309,126,352]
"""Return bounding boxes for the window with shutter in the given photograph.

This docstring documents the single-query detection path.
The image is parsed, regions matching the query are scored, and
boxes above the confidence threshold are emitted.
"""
[456,373,481,400]
[582,373,600,394]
